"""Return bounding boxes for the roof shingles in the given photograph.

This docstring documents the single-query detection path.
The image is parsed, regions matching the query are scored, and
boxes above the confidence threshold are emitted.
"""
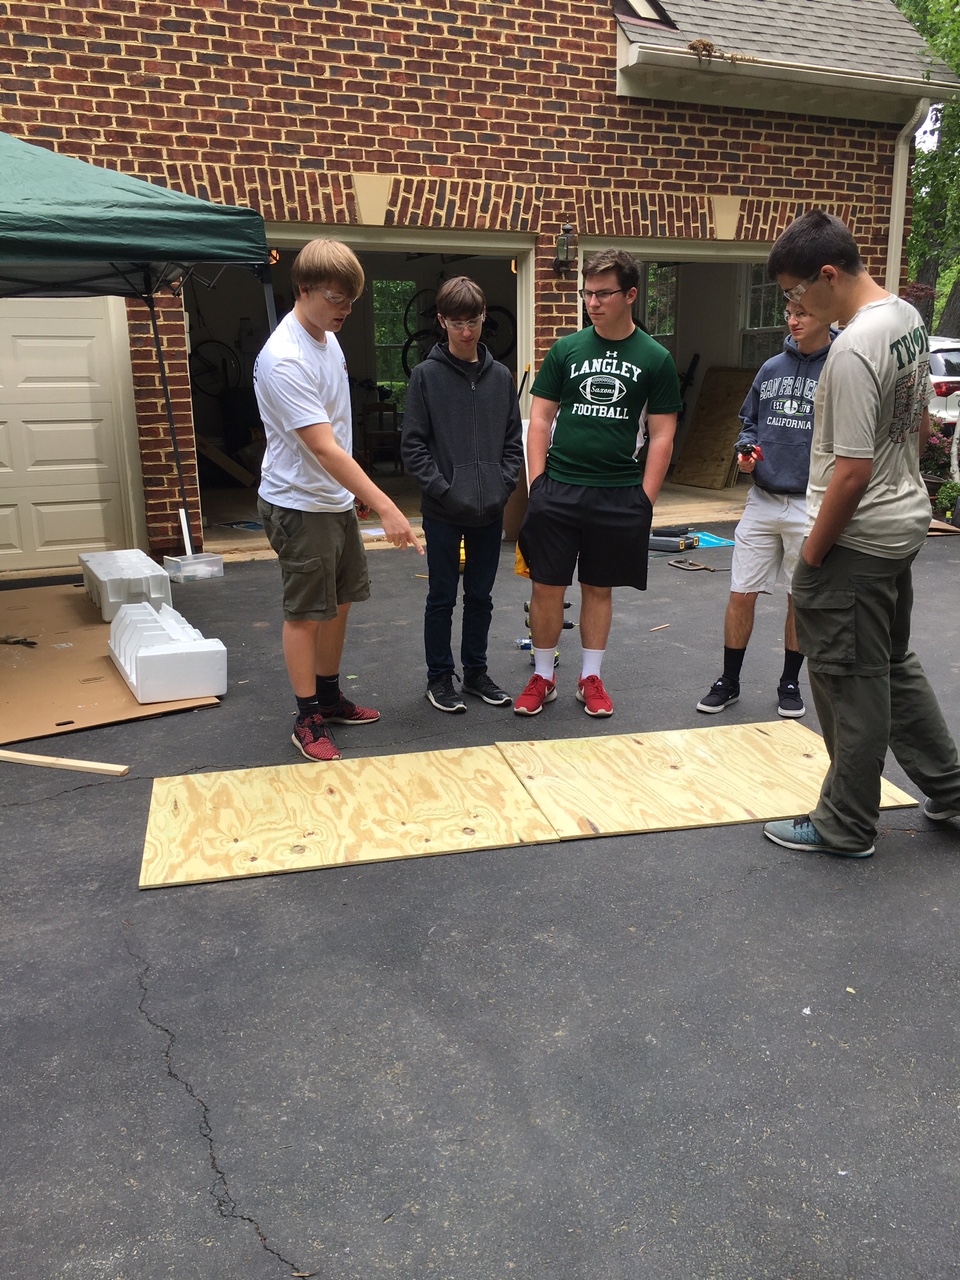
[616,0,958,84]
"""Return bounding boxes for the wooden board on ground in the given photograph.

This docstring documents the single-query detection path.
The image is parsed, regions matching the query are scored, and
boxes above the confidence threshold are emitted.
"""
[140,744,558,888]
[498,720,914,839]
[672,367,758,490]
[0,583,218,745]
[140,722,916,889]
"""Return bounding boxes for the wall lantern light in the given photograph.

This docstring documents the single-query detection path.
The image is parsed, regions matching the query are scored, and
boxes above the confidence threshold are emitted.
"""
[552,224,578,276]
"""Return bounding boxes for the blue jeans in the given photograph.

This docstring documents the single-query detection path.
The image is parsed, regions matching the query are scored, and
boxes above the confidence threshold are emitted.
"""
[422,515,503,681]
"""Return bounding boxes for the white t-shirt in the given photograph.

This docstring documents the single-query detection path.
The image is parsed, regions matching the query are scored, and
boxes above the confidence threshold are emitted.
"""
[806,294,932,558]
[254,310,354,512]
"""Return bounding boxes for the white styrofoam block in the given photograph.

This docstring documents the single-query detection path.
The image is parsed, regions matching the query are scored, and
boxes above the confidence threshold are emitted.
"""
[79,549,172,621]
[108,602,227,703]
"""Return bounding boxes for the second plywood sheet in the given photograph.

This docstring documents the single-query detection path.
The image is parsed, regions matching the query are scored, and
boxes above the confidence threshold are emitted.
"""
[141,744,558,888]
[498,720,915,839]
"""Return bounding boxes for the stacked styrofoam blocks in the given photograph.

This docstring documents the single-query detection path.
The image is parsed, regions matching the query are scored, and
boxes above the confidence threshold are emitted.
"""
[109,603,228,704]
[79,549,172,622]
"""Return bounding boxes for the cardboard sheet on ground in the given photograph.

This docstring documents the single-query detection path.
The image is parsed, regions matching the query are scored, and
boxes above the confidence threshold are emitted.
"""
[140,721,915,889]
[0,584,218,745]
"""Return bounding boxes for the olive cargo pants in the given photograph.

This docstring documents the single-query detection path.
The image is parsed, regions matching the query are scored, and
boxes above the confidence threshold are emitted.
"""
[792,543,960,851]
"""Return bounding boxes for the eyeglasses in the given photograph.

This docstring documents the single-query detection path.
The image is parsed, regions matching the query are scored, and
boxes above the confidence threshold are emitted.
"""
[782,271,822,304]
[440,314,484,331]
[305,286,359,305]
[579,288,624,302]
[784,308,811,323]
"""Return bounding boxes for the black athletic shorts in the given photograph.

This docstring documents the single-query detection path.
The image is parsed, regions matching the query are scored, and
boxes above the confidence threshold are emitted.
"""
[517,474,653,589]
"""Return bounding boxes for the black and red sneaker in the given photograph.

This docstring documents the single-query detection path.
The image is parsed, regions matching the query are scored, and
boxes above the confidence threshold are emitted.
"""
[292,713,342,761]
[318,697,380,725]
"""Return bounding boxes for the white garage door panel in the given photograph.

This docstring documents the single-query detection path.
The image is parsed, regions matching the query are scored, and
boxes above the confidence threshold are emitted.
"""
[9,334,104,393]
[21,405,119,476]
[30,488,126,551]
[0,298,140,570]
[0,502,21,553]
[0,487,125,566]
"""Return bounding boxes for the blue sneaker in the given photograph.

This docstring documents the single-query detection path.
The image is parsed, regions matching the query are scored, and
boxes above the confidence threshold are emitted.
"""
[763,815,874,858]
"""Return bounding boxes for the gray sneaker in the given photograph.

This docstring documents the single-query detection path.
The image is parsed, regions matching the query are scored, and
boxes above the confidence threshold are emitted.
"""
[462,670,512,706]
[426,672,466,713]
[763,815,874,858]
[923,797,960,821]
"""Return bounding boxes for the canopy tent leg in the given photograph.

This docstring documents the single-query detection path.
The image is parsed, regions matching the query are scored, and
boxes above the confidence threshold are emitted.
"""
[145,293,194,555]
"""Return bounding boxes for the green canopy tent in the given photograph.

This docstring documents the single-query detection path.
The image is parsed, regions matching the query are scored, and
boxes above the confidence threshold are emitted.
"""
[0,131,271,551]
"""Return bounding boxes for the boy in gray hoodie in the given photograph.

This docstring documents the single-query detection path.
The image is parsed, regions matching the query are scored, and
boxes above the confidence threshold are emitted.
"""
[697,303,834,718]
[401,277,523,712]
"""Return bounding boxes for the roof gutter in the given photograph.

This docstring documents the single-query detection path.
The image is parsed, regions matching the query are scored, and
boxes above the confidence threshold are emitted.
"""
[622,40,957,99]
[885,97,931,294]
[618,39,958,122]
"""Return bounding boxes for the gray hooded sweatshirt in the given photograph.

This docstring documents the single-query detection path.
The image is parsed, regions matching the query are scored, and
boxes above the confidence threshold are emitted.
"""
[401,342,523,527]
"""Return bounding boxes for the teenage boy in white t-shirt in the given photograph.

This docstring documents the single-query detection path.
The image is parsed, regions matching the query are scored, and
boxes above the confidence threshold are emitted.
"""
[762,210,960,856]
[255,238,423,762]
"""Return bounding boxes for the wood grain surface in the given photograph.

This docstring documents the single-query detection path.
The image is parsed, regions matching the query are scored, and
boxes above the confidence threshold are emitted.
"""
[140,743,558,888]
[141,721,916,888]
[499,720,914,839]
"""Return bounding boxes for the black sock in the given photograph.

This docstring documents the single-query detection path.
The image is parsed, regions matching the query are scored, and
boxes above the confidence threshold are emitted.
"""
[316,673,341,708]
[722,646,746,684]
[780,649,804,685]
[296,694,321,720]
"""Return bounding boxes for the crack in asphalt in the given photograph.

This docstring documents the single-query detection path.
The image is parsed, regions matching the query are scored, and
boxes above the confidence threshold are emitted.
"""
[124,926,310,1278]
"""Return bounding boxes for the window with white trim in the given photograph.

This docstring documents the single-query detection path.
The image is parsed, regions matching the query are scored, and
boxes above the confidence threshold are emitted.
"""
[741,263,787,367]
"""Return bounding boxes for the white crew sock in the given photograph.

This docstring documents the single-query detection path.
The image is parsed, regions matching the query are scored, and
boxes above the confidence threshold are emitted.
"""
[533,648,556,680]
[580,648,605,679]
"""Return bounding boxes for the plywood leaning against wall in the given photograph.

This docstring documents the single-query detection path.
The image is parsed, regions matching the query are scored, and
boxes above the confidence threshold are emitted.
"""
[672,367,759,490]
[140,721,916,889]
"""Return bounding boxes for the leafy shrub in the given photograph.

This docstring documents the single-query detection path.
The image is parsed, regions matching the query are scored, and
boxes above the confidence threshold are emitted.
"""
[934,480,960,518]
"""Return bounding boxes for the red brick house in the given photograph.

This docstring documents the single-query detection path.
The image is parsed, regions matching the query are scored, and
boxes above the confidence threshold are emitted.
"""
[1,0,957,569]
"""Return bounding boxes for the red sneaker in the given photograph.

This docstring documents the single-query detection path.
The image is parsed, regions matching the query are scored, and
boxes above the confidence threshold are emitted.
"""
[318,697,380,725]
[577,674,613,717]
[513,673,557,716]
[292,713,342,761]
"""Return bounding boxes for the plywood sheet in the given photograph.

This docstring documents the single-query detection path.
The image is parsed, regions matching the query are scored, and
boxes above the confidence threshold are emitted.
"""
[141,744,558,888]
[672,367,758,490]
[140,722,917,890]
[498,720,915,840]
[0,583,218,744]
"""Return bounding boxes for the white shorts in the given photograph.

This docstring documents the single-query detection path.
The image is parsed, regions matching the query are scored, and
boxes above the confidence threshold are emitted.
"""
[730,487,807,595]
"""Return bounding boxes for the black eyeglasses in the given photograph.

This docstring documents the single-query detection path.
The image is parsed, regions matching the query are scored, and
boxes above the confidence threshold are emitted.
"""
[579,288,624,301]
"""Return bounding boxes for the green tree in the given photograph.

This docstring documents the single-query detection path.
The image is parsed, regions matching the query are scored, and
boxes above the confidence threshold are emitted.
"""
[894,0,960,331]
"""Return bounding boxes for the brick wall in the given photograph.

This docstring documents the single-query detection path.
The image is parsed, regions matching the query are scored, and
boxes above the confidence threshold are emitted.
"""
[0,0,904,551]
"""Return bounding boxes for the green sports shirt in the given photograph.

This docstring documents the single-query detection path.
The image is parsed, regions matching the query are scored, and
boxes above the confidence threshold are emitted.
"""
[531,325,682,487]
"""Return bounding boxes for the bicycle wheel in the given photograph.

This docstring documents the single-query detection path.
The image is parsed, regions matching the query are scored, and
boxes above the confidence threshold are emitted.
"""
[189,340,242,396]
[482,305,517,361]
[401,328,438,378]
[403,288,437,337]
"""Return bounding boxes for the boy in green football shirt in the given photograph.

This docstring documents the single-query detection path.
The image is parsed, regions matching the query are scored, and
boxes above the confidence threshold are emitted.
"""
[515,249,682,717]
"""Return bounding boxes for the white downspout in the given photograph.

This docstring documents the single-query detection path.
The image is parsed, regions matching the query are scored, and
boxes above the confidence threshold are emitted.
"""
[886,97,932,293]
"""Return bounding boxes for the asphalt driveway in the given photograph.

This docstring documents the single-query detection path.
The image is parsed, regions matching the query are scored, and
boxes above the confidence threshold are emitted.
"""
[2,529,959,1280]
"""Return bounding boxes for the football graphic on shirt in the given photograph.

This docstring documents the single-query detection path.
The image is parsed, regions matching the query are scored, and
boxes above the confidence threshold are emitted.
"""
[581,375,626,404]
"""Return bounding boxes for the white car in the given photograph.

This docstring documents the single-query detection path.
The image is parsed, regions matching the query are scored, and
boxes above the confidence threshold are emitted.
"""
[929,336,960,432]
